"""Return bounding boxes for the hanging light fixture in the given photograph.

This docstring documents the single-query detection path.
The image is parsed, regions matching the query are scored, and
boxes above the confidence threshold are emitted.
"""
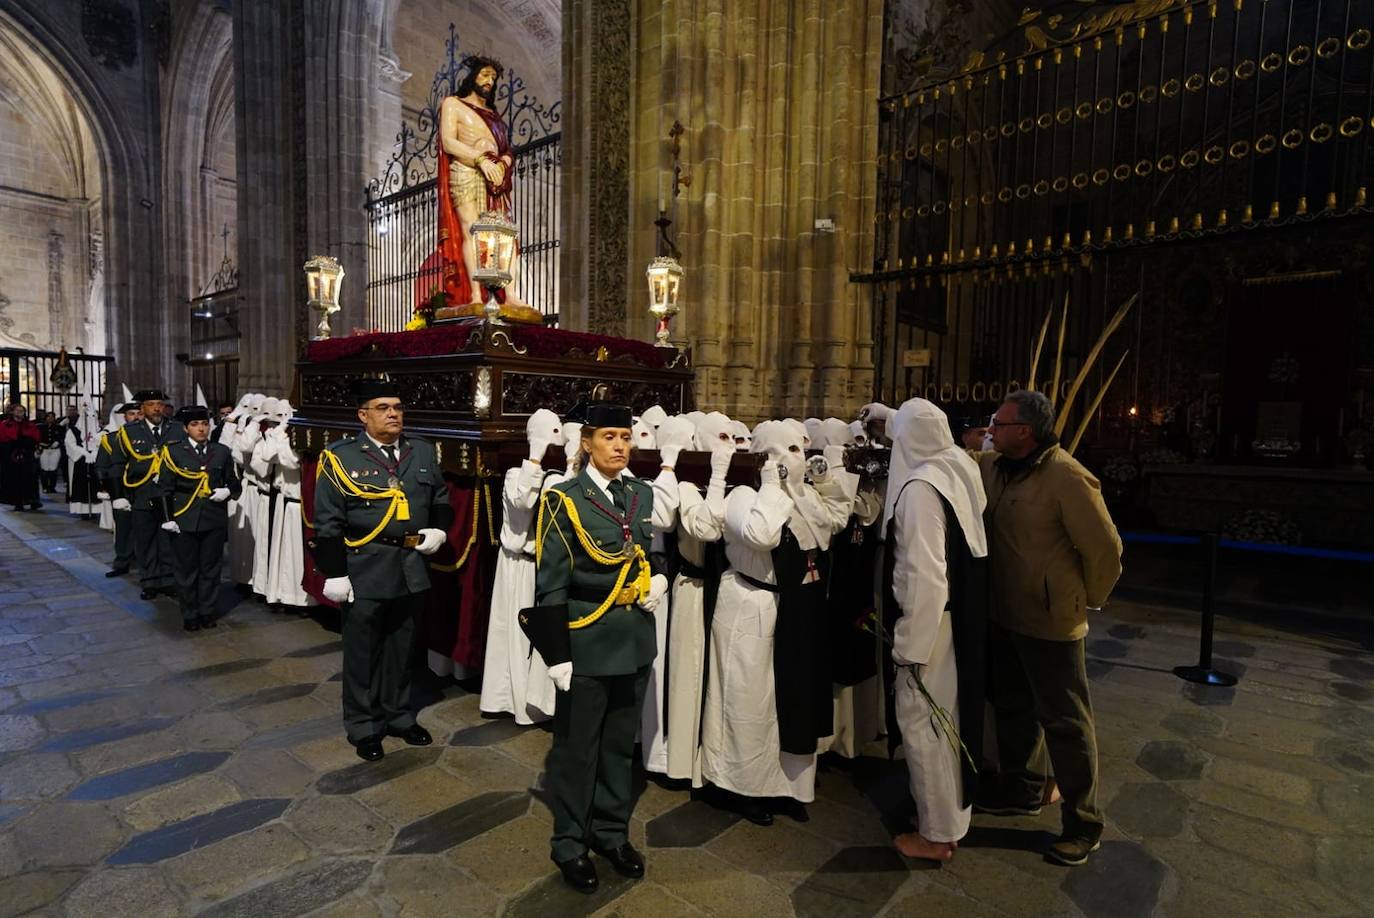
[470,211,520,325]
[645,255,684,348]
[304,255,345,339]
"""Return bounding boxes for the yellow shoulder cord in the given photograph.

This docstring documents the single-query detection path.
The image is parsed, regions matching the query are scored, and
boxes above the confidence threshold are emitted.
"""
[117,425,161,489]
[537,490,652,630]
[159,446,211,517]
[318,448,411,548]
[99,432,112,454]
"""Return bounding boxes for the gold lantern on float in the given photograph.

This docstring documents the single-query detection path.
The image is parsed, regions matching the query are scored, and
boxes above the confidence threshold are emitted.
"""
[304,255,345,339]
[646,255,684,347]
[470,210,519,325]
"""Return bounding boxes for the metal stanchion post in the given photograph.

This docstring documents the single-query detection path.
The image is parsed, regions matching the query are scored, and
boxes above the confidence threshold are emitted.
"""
[1174,532,1238,687]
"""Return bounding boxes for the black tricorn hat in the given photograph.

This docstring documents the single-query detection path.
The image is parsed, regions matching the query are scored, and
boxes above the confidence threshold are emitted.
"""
[118,402,141,413]
[176,406,210,424]
[577,402,633,430]
[517,604,571,667]
[351,375,401,406]
[133,389,168,402]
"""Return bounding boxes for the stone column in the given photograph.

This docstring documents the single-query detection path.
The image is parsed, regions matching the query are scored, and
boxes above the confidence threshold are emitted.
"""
[562,0,633,335]
[626,0,883,422]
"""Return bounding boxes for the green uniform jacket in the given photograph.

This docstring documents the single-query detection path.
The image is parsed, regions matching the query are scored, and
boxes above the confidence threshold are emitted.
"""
[535,470,658,678]
[312,434,451,600]
[155,439,242,531]
[107,419,187,509]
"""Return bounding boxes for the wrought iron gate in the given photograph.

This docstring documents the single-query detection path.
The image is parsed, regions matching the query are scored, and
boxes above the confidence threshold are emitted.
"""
[364,25,562,332]
[1,349,112,417]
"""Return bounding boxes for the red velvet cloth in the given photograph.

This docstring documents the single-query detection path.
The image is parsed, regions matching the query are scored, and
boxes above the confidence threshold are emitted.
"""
[419,476,501,671]
[298,456,334,609]
[305,323,676,368]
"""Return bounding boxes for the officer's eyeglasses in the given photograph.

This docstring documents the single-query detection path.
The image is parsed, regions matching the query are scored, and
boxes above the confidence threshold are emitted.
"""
[988,419,1028,428]
[367,403,405,415]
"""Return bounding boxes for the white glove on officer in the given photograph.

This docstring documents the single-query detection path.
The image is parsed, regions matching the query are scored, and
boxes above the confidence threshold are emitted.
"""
[208,487,231,503]
[112,498,131,511]
[323,576,354,603]
[96,490,111,502]
[160,520,180,533]
[547,661,573,692]
[414,528,447,556]
[639,573,669,614]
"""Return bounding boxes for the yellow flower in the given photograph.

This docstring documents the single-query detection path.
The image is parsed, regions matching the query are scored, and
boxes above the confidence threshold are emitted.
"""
[404,315,427,331]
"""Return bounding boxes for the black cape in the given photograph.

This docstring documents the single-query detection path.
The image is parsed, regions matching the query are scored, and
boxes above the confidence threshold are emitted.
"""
[773,528,834,756]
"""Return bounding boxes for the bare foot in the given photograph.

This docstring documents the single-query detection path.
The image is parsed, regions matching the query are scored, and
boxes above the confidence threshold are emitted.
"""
[894,832,955,861]
[1042,780,1062,806]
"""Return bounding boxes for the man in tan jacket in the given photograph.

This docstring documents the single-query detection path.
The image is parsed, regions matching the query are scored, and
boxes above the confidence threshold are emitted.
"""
[975,389,1122,867]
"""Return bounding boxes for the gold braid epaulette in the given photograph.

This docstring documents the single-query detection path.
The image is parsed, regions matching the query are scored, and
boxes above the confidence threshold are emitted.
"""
[159,446,211,517]
[318,448,411,548]
[117,425,160,488]
[536,488,651,631]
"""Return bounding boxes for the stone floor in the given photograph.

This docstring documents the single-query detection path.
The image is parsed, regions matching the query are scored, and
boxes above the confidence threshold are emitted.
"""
[0,498,1372,917]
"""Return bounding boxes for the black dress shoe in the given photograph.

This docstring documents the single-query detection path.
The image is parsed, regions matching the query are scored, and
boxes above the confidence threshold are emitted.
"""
[737,796,774,826]
[183,619,201,632]
[593,842,645,879]
[387,724,433,746]
[354,737,384,761]
[104,568,129,578]
[198,615,217,629]
[553,854,598,892]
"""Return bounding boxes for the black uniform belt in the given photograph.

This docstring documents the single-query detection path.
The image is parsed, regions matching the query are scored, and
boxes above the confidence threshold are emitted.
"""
[283,496,301,504]
[348,530,421,549]
[569,585,639,606]
[734,571,779,593]
[257,485,272,495]
[679,558,707,579]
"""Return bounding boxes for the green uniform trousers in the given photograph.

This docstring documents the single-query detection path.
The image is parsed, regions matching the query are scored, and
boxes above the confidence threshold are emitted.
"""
[131,509,176,591]
[341,592,425,743]
[171,527,226,621]
[112,508,135,571]
[548,665,651,863]
[987,622,1104,842]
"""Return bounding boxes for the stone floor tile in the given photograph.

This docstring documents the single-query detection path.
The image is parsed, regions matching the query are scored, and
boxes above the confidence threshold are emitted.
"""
[282,639,344,659]
[8,688,117,715]
[448,717,529,747]
[389,790,529,856]
[590,880,704,917]
[301,892,385,918]
[792,797,891,849]
[930,849,1070,916]
[220,749,318,797]
[376,855,501,917]
[1185,780,1339,836]
[646,799,741,849]
[242,714,340,751]
[109,797,292,866]
[637,847,796,918]
[61,865,181,918]
[120,774,243,832]
[789,845,908,916]
[67,750,231,801]
[1208,758,1313,805]
[495,723,557,771]
[238,695,335,732]
[1107,782,1190,839]
[9,801,125,868]
[40,696,144,734]
[0,869,84,917]
[1134,739,1210,781]
[881,884,1001,918]
[172,711,254,750]
[1194,735,1347,783]
[1151,836,1352,913]
[1315,737,1374,777]
[212,682,320,713]
[501,864,638,918]
[162,658,270,683]
[1191,804,1315,872]
[316,746,442,796]
[438,746,538,794]
[1315,835,1374,908]
[446,814,555,896]
[290,735,365,773]
[423,693,487,731]
[163,822,309,903]
[0,751,80,799]
[285,796,394,854]
[355,762,480,825]
[197,858,375,918]
[706,819,838,890]
[45,716,177,755]
[0,713,44,753]
[1060,840,1168,918]
[0,660,76,689]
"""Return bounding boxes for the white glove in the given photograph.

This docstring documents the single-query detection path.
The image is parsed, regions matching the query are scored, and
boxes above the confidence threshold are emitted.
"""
[160,520,180,533]
[548,661,573,692]
[208,487,231,503]
[414,527,446,556]
[528,437,551,463]
[759,459,780,488]
[709,446,733,478]
[112,498,131,511]
[86,450,100,464]
[639,573,669,614]
[859,402,893,424]
[96,490,111,501]
[323,576,355,603]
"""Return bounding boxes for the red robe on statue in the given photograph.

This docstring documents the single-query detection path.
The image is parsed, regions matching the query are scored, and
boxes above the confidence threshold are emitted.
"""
[436,98,515,306]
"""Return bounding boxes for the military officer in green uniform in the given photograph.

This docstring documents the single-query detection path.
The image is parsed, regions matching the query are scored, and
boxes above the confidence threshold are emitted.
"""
[107,388,186,600]
[313,378,454,762]
[156,406,241,632]
[530,402,669,892]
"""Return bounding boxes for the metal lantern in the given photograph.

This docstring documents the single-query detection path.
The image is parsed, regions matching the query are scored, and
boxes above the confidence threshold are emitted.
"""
[471,211,519,325]
[645,255,684,348]
[304,255,345,340]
